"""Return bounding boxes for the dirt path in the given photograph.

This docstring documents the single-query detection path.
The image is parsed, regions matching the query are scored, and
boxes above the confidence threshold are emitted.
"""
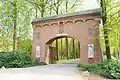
[0,60,106,80]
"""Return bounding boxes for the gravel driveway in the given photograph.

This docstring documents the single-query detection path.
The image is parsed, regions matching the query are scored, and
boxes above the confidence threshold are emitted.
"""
[0,60,85,80]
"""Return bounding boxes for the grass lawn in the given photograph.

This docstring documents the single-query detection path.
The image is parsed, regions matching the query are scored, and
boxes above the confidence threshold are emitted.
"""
[56,58,80,64]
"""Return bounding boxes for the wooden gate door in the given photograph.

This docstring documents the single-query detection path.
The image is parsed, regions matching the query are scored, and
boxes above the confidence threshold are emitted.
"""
[49,46,57,64]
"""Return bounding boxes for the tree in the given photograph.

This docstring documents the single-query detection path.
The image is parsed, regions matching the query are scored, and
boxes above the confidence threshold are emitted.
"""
[100,0,111,59]
[12,0,17,52]
[0,0,32,52]
[27,0,51,17]
[0,0,83,53]
[100,0,120,60]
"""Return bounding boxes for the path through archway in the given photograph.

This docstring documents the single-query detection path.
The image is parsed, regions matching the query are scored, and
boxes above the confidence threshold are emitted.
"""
[45,36,80,64]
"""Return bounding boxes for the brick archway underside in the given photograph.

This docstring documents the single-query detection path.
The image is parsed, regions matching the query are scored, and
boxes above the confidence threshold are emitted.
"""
[32,8,102,64]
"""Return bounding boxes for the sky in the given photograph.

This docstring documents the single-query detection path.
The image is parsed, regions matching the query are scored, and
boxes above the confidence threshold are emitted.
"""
[81,0,100,10]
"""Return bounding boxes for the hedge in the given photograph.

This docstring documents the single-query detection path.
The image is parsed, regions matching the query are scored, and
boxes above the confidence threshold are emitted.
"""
[77,60,120,79]
[0,52,46,68]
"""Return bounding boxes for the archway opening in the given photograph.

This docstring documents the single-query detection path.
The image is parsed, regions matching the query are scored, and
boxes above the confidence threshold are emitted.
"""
[45,36,80,64]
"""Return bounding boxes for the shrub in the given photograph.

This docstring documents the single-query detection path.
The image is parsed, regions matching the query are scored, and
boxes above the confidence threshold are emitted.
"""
[0,52,33,68]
[0,52,47,68]
[32,61,47,66]
[77,60,120,79]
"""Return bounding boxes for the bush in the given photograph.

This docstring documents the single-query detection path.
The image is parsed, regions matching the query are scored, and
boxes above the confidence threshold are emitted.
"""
[0,52,47,68]
[32,61,47,66]
[0,52,33,68]
[77,60,120,79]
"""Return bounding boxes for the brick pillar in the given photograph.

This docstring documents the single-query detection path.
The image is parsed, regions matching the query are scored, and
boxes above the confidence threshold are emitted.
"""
[80,40,88,63]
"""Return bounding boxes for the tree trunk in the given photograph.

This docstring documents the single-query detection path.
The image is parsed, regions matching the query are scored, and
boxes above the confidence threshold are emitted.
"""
[72,38,75,59]
[13,1,17,52]
[56,39,59,61]
[65,0,68,13]
[100,0,111,59]
[35,2,38,18]
[41,10,44,17]
[75,41,78,58]
[65,37,69,60]
[78,41,80,58]
[61,38,63,59]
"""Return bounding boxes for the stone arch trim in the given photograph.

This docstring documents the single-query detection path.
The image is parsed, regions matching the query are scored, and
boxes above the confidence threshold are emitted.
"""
[51,23,58,26]
[85,18,101,22]
[45,34,79,45]
[65,21,74,24]
[43,24,50,27]
[85,18,96,22]
[34,17,101,28]
[74,19,84,23]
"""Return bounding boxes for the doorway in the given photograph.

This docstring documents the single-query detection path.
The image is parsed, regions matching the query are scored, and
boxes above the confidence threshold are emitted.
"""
[45,36,80,64]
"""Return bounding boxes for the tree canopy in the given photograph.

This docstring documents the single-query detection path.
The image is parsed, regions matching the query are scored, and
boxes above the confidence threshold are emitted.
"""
[0,0,120,60]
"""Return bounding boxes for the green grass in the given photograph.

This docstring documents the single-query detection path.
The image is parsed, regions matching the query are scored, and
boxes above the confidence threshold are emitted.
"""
[56,58,80,64]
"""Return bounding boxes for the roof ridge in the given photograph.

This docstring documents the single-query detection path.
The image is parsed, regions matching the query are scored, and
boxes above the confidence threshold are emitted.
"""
[32,8,101,23]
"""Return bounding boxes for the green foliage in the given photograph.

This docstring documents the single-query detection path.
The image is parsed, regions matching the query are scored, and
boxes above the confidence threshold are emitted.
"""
[32,61,47,66]
[77,60,120,79]
[17,39,32,53]
[0,0,32,52]
[0,0,82,52]
[52,38,80,60]
[0,52,46,68]
[99,0,120,58]
[0,52,32,68]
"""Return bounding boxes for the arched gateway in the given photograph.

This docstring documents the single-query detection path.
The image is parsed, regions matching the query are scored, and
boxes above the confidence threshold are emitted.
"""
[32,8,102,64]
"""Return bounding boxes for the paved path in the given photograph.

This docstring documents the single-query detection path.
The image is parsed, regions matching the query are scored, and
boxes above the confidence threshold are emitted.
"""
[0,60,85,80]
